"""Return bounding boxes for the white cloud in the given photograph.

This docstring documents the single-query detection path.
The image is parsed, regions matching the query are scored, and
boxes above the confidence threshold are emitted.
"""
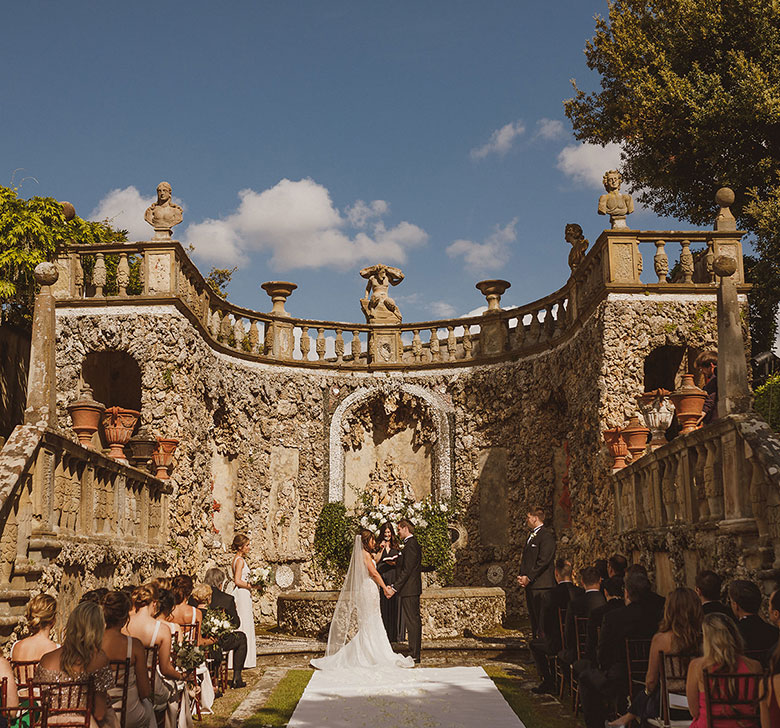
[470,121,526,160]
[535,118,566,141]
[89,186,155,241]
[556,142,623,187]
[446,218,518,271]
[430,301,456,318]
[183,178,428,269]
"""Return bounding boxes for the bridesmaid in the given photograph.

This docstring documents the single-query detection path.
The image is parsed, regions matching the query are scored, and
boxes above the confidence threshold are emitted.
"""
[374,522,401,643]
[230,534,257,674]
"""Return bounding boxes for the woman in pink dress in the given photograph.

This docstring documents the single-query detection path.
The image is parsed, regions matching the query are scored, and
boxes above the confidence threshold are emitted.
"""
[686,613,762,728]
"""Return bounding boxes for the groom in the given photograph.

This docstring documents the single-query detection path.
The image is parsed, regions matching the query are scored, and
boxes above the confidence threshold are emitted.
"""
[387,518,422,664]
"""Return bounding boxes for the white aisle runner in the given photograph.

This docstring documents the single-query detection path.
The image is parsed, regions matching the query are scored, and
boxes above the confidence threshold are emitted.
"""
[288,666,526,728]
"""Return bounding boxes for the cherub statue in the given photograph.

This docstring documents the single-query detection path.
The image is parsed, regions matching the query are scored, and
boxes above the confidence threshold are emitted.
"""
[564,223,589,271]
[597,169,634,229]
[359,263,404,323]
[144,181,183,239]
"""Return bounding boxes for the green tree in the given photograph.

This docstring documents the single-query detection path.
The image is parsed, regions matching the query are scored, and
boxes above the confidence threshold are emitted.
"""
[564,0,780,351]
[205,266,237,298]
[0,185,126,324]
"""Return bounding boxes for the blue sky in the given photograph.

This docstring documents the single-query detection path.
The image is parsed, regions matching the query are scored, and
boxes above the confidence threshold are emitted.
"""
[2,1,694,323]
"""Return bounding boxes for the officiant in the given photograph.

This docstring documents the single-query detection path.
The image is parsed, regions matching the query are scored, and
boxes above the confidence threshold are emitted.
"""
[374,521,402,642]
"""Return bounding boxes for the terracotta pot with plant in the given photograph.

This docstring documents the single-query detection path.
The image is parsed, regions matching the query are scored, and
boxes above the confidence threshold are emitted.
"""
[670,374,707,434]
[153,437,179,479]
[622,415,650,460]
[101,406,141,460]
[603,428,629,470]
[67,385,105,449]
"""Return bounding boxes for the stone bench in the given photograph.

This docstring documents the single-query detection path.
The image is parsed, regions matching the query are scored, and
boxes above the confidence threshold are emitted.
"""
[277,587,506,639]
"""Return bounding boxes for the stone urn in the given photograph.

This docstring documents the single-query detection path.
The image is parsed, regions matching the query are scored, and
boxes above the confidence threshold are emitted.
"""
[636,389,675,450]
[670,374,707,434]
[621,415,650,460]
[603,428,628,470]
[101,406,140,460]
[152,437,179,479]
[66,386,105,449]
[261,281,298,316]
[475,279,511,312]
[128,429,158,470]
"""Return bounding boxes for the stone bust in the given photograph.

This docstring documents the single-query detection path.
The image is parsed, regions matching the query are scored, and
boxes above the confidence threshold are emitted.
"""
[144,181,183,239]
[564,223,589,271]
[598,169,634,228]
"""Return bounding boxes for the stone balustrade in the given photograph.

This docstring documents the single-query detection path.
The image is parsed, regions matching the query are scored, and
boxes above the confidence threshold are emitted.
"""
[612,413,780,572]
[50,225,746,371]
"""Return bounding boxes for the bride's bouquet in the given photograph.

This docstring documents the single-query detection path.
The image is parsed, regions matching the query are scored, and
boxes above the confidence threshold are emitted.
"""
[175,642,206,673]
[248,566,272,594]
[200,608,233,640]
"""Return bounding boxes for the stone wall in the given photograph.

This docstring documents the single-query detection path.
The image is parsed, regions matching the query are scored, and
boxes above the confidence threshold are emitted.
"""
[0,325,30,441]
[53,293,722,620]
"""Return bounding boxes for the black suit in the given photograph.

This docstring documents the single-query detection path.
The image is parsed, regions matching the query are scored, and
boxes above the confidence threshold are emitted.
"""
[738,614,779,662]
[393,535,422,661]
[530,580,583,685]
[191,587,248,680]
[519,525,556,638]
[584,598,623,663]
[702,600,733,621]
[561,589,606,664]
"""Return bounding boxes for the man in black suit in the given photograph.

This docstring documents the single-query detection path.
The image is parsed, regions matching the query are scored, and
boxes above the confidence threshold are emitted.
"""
[607,554,628,580]
[584,575,624,663]
[517,506,556,639]
[695,570,730,617]
[529,558,583,693]
[625,563,665,625]
[203,568,248,688]
[728,579,779,658]
[576,571,661,728]
[390,518,423,664]
[560,565,605,665]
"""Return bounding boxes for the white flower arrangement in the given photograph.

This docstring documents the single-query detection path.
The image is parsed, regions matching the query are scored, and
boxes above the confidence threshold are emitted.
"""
[248,566,272,593]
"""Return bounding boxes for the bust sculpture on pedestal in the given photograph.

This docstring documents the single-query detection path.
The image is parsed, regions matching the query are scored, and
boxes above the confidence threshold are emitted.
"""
[360,263,404,323]
[598,169,634,229]
[144,181,183,240]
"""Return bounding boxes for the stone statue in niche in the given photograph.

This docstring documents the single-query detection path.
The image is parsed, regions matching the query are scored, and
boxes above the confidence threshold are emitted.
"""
[144,181,183,240]
[367,457,415,508]
[564,223,589,271]
[360,264,404,323]
[598,170,634,229]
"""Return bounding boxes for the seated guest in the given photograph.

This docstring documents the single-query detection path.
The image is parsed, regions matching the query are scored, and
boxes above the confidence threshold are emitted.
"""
[150,577,172,592]
[607,586,703,726]
[695,570,729,616]
[594,559,609,585]
[189,584,212,611]
[561,566,605,665]
[626,563,665,624]
[154,589,182,642]
[577,571,661,728]
[768,589,780,629]
[80,588,109,605]
[728,579,779,659]
[686,613,762,728]
[529,558,583,694]
[202,568,248,689]
[762,633,780,725]
[584,576,624,663]
[11,593,58,663]
[607,554,628,579]
[171,575,202,643]
[0,656,18,723]
[101,591,153,728]
[35,601,113,727]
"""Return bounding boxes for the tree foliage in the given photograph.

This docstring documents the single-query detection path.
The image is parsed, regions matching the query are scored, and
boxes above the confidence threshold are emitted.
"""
[205,266,237,299]
[564,0,780,350]
[0,184,126,324]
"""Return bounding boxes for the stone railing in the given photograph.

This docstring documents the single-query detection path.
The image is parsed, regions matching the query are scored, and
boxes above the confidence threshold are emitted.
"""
[50,225,747,370]
[0,423,171,635]
[612,413,780,570]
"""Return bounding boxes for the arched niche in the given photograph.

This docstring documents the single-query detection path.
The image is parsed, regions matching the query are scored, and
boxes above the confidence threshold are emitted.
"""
[643,345,689,392]
[328,384,452,505]
[82,350,142,415]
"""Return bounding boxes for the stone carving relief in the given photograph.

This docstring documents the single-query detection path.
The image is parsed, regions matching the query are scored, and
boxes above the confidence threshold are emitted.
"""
[598,169,634,228]
[144,181,183,240]
[365,457,416,508]
[359,264,404,323]
[266,446,301,559]
[478,447,509,547]
[53,462,80,532]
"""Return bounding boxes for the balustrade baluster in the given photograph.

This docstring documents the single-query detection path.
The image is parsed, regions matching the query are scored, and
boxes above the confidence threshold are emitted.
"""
[544,304,556,339]
[680,240,694,284]
[93,253,107,297]
[233,317,245,349]
[264,322,274,356]
[654,240,669,283]
[300,327,310,360]
[412,330,422,363]
[248,321,260,353]
[705,241,715,283]
[75,254,85,297]
[316,328,326,360]
[210,310,221,340]
[514,317,525,350]
[219,312,233,343]
[351,331,361,364]
[462,326,473,358]
[117,253,130,296]
[429,329,440,362]
[335,330,344,364]
[529,311,541,342]
[446,327,456,361]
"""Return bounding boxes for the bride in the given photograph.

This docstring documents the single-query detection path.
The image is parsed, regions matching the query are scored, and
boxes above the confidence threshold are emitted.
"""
[311,530,414,671]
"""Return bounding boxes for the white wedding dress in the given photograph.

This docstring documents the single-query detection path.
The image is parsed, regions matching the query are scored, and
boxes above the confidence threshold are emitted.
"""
[311,536,414,671]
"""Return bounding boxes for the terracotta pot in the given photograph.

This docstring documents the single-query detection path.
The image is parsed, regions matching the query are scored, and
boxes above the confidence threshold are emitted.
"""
[101,406,141,460]
[152,437,179,479]
[636,389,674,450]
[670,374,707,434]
[128,429,157,470]
[622,415,650,460]
[66,386,105,449]
[603,428,629,470]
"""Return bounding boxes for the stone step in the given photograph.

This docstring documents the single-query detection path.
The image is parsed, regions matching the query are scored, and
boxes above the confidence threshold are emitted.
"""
[10,559,43,589]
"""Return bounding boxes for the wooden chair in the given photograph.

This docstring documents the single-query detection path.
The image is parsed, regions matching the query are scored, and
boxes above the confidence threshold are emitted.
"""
[107,658,131,728]
[625,637,652,698]
[144,645,159,686]
[647,652,695,728]
[179,623,199,645]
[10,660,45,728]
[0,676,22,727]
[37,678,94,728]
[702,668,763,728]
[570,616,590,715]
[554,608,568,699]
